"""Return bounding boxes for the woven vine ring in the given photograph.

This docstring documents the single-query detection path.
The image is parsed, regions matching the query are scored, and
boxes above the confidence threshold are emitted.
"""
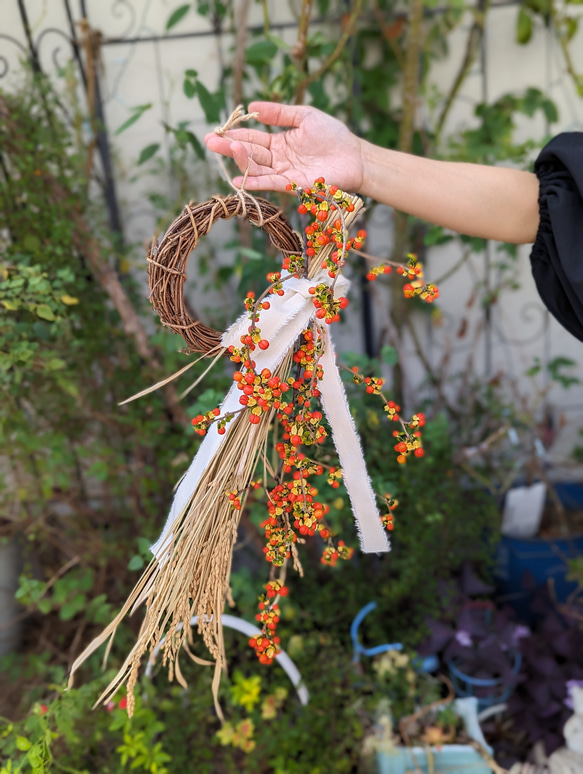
[147,194,302,354]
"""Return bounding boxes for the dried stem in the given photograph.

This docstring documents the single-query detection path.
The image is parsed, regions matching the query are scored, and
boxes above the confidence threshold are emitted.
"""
[232,0,252,109]
[294,0,364,105]
[435,0,489,146]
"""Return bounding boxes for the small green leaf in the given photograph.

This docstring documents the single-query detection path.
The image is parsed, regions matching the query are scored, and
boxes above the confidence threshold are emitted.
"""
[516,6,532,44]
[185,68,198,78]
[542,98,558,125]
[114,104,152,136]
[137,143,160,165]
[137,537,152,554]
[128,555,145,571]
[381,345,398,366]
[245,40,278,66]
[565,15,579,39]
[23,235,41,252]
[186,131,205,160]
[16,736,32,751]
[60,594,86,621]
[60,294,79,305]
[183,78,197,99]
[166,4,191,30]
[196,82,223,124]
[239,247,264,261]
[46,358,66,371]
[35,304,55,321]
[2,300,19,311]
[38,598,52,614]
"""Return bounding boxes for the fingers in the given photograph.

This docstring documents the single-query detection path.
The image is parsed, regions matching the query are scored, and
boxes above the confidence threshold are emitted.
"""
[247,101,311,128]
[205,128,272,149]
[232,172,291,193]
[204,134,236,158]
[231,141,273,173]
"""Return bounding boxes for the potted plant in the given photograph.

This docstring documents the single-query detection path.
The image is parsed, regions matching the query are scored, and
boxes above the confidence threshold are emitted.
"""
[359,647,495,774]
[503,583,583,758]
[417,565,524,709]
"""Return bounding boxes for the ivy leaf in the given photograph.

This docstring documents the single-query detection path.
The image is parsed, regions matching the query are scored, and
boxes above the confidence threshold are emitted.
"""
[114,104,152,136]
[60,294,79,305]
[166,4,191,31]
[35,304,55,321]
[196,82,223,124]
[2,299,19,311]
[137,143,160,165]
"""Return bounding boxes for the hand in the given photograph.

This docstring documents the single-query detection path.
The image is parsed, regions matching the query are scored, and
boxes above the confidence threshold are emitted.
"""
[204,101,365,194]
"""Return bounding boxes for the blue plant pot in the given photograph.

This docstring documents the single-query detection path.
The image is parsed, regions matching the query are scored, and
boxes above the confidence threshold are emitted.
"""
[447,651,521,711]
[495,482,583,621]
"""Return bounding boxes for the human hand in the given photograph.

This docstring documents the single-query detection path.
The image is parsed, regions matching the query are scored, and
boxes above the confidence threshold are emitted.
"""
[204,101,365,194]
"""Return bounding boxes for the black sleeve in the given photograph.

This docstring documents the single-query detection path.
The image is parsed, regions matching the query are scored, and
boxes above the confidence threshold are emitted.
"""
[530,132,583,342]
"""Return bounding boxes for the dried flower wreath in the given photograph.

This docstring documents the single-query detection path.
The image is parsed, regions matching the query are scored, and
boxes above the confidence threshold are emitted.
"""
[69,115,438,719]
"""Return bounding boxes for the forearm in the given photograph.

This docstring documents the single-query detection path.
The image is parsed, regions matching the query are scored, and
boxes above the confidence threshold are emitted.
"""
[358,140,540,244]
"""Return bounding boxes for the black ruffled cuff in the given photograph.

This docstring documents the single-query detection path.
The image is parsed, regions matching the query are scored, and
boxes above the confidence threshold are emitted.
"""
[530,132,583,341]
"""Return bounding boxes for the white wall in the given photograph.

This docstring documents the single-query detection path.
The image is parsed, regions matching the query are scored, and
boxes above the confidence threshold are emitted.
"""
[3,0,583,463]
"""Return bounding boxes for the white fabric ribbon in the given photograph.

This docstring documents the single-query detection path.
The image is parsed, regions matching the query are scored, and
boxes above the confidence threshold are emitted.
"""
[151,273,390,558]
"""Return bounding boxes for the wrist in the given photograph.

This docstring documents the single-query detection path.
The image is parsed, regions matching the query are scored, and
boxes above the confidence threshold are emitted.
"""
[356,139,396,201]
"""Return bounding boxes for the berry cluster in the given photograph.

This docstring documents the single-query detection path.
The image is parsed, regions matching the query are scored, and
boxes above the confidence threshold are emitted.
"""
[308,283,349,325]
[365,253,440,304]
[248,630,281,664]
[248,581,290,664]
[321,540,354,566]
[233,367,290,424]
[366,264,393,281]
[392,419,425,464]
[349,364,426,465]
[350,366,384,395]
[381,495,399,531]
[285,178,363,282]
[191,406,221,436]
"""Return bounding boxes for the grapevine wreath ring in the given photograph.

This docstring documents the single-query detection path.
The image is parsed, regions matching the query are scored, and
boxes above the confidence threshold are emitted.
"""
[147,193,303,354]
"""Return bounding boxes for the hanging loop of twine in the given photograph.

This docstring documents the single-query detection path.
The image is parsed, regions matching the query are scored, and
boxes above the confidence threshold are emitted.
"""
[147,107,301,354]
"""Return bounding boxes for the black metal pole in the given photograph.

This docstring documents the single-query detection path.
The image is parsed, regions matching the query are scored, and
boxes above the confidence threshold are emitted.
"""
[78,0,124,243]
[16,0,41,72]
[347,10,376,359]
[64,0,88,89]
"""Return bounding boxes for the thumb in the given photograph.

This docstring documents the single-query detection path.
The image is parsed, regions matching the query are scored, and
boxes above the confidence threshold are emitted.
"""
[247,101,309,128]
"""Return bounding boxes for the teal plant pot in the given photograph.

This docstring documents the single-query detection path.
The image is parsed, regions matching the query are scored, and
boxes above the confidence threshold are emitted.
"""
[375,698,493,774]
[377,744,492,774]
